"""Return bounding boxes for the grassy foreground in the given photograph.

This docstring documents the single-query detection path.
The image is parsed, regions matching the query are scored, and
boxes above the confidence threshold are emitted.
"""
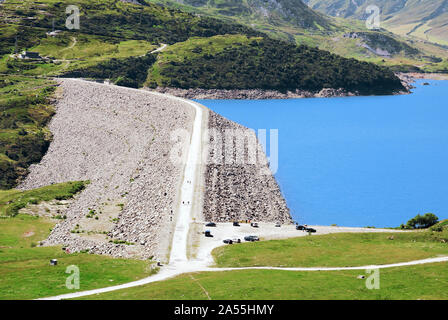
[0,181,87,216]
[0,183,156,300]
[212,232,448,268]
[78,262,448,300]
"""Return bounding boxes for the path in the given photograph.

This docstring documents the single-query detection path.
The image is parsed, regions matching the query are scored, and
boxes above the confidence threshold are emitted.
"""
[150,43,167,54]
[167,92,203,264]
[39,256,448,300]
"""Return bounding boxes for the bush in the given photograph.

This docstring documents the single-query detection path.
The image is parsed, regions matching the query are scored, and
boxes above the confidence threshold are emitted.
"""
[406,213,439,229]
[430,224,444,232]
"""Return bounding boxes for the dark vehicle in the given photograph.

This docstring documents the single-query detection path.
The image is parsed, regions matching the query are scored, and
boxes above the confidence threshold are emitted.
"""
[205,230,213,237]
[205,222,217,227]
[250,222,259,228]
[244,235,260,242]
[223,239,233,244]
[296,225,306,230]
[305,227,317,233]
[275,223,281,227]
[233,221,240,227]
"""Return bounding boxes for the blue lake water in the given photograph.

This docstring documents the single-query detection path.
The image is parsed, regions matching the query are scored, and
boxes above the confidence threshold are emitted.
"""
[198,80,448,228]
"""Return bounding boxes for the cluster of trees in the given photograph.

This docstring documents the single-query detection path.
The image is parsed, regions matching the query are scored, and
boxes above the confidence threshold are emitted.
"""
[155,37,405,95]
[401,213,439,229]
[0,80,55,189]
[63,54,157,88]
[0,131,52,189]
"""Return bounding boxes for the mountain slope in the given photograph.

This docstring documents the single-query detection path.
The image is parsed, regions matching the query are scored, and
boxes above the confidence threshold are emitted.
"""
[154,0,334,30]
[146,0,448,72]
[304,0,448,45]
[0,0,404,94]
[147,34,405,95]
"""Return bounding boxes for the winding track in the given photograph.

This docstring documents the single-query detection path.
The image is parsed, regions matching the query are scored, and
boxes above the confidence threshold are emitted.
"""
[40,256,448,300]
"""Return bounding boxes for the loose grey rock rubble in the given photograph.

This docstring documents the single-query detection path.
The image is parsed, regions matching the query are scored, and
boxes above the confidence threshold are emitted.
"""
[203,111,292,224]
[20,79,194,260]
[155,87,357,100]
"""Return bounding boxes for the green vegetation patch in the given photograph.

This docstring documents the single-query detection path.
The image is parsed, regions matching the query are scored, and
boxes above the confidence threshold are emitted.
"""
[78,262,448,300]
[0,75,57,189]
[148,35,405,95]
[63,53,157,88]
[0,187,155,299]
[212,232,448,268]
[0,181,88,217]
[0,0,260,50]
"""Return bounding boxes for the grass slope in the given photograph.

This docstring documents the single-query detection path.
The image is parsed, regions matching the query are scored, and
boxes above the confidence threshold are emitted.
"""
[0,181,87,216]
[147,0,448,72]
[0,182,156,300]
[212,232,448,268]
[78,262,448,300]
[148,34,405,94]
[0,76,57,189]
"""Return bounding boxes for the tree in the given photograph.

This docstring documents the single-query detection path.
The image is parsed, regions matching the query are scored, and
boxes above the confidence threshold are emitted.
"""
[406,213,439,229]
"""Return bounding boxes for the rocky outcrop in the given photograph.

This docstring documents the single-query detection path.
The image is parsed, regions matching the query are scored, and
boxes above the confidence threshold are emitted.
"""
[202,111,292,224]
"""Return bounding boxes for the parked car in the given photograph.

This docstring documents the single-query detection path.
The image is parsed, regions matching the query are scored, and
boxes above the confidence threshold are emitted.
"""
[232,238,241,243]
[223,239,233,244]
[205,222,217,227]
[233,221,240,227]
[305,227,317,233]
[250,222,259,228]
[205,230,213,237]
[296,225,306,230]
[275,223,281,227]
[244,235,260,242]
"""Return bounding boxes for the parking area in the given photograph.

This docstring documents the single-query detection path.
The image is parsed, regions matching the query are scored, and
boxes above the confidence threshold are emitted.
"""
[190,221,402,266]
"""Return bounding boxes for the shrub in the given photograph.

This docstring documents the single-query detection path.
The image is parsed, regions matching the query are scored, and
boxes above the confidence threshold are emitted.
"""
[406,213,439,229]
[430,224,444,232]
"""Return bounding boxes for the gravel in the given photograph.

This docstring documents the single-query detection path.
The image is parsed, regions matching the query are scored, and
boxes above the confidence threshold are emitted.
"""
[20,79,194,260]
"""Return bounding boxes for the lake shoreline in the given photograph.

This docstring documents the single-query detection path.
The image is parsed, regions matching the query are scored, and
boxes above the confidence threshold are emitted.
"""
[152,86,410,100]
[199,80,448,227]
[151,73,448,100]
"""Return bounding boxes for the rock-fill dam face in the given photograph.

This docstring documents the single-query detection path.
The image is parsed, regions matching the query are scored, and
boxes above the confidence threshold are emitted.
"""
[20,79,291,260]
[20,79,194,261]
[203,111,292,224]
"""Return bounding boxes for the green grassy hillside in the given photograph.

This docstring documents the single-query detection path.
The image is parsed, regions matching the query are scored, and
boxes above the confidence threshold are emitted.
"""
[147,34,405,95]
[0,181,87,216]
[146,0,448,72]
[78,263,448,300]
[0,0,406,92]
[212,231,448,268]
[0,76,57,189]
[0,211,156,299]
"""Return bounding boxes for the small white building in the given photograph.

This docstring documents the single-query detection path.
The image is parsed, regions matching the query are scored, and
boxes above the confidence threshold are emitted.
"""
[46,30,62,37]
[19,51,43,60]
